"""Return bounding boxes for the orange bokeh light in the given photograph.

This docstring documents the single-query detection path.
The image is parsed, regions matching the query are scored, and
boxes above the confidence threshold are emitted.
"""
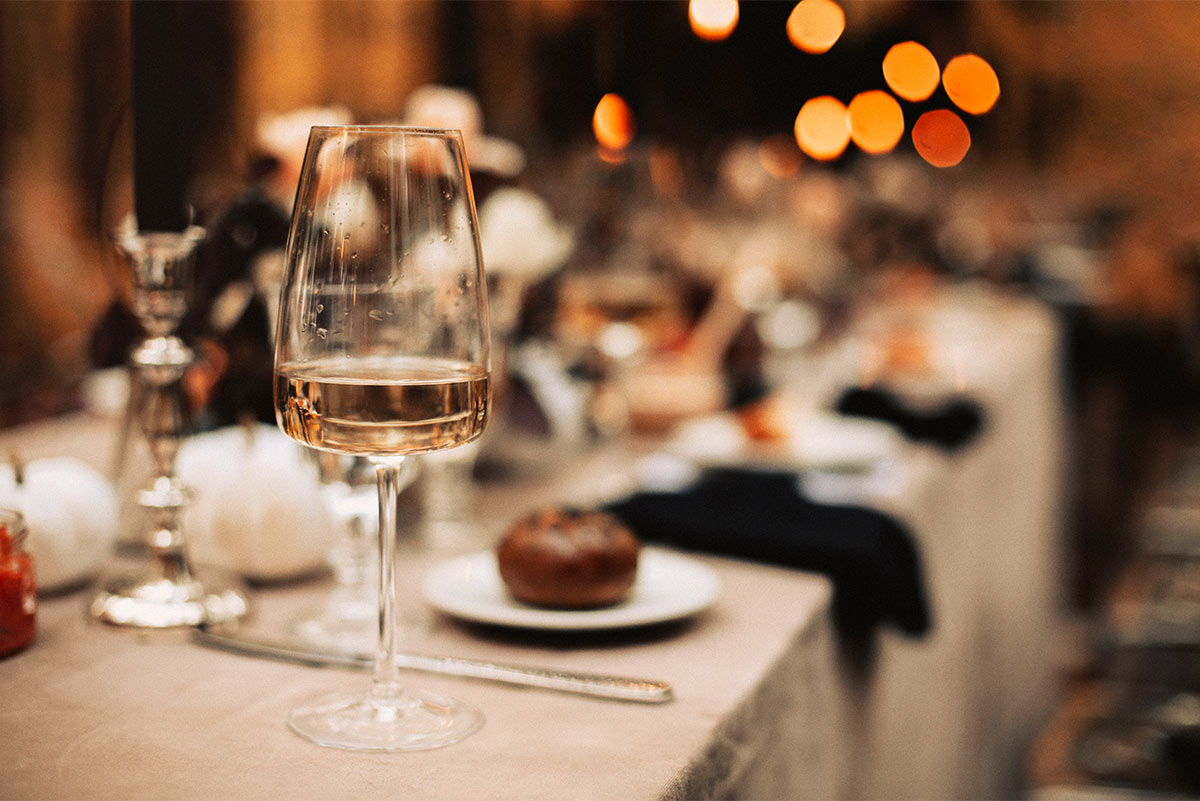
[758,133,804,178]
[689,0,739,41]
[942,53,1000,115]
[593,93,636,152]
[912,109,970,167]
[848,90,905,154]
[882,41,941,102]
[794,96,849,161]
[786,0,845,55]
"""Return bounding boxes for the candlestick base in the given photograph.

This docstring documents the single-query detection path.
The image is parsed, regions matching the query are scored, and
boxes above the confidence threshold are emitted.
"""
[89,564,249,629]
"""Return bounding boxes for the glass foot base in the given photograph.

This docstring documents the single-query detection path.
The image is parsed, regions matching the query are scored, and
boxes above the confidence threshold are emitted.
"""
[290,600,430,655]
[89,566,250,628]
[290,604,377,654]
[288,688,483,751]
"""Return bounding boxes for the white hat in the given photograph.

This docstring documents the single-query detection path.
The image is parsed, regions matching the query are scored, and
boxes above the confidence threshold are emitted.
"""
[403,85,526,178]
[255,105,354,167]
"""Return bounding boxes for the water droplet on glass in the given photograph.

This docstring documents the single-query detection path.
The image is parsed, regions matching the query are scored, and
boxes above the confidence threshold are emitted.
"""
[316,303,324,313]
[315,328,328,339]
[368,310,384,321]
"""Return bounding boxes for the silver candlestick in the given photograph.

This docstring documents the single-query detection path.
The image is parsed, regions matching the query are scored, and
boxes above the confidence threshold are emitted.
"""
[90,226,250,628]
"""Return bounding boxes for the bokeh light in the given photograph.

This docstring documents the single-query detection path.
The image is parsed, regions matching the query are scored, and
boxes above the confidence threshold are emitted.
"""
[882,41,941,102]
[786,0,845,55]
[912,109,970,167]
[848,90,905,154]
[593,93,636,154]
[758,133,804,178]
[689,0,739,41]
[794,96,850,161]
[942,53,1000,115]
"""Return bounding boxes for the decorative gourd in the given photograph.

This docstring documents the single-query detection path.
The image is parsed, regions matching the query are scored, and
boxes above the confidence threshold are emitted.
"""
[176,423,334,582]
[0,456,119,593]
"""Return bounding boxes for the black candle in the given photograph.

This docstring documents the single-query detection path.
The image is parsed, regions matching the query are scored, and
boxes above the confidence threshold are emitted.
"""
[131,1,190,232]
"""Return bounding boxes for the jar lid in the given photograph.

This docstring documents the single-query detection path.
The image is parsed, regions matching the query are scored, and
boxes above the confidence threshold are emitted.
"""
[0,508,27,550]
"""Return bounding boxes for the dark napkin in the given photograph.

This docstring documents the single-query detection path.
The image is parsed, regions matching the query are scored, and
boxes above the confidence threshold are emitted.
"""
[606,468,931,637]
[835,386,985,451]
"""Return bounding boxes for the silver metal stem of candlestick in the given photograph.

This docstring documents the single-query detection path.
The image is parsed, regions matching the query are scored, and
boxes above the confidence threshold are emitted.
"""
[90,227,250,628]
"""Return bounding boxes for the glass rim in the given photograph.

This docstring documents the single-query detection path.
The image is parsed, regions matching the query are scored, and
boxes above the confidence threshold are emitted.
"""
[307,124,465,138]
[0,507,27,546]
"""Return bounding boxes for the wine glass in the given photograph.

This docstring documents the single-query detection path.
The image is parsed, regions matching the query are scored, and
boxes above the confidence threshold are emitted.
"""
[274,125,490,751]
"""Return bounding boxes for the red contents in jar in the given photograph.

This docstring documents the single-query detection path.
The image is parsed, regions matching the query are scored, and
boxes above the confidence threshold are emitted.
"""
[0,521,36,656]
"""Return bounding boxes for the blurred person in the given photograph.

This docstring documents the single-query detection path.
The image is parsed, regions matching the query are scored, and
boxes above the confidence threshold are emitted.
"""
[401,84,526,205]
[88,107,353,429]
[1070,211,1200,612]
[1,153,112,427]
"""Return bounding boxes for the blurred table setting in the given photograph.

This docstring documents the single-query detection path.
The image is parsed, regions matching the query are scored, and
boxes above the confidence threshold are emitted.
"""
[0,91,1073,797]
[0,269,1068,801]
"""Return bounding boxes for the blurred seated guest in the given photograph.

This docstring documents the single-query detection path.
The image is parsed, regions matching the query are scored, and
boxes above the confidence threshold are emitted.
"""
[1070,210,1200,611]
[401,84,526,204]
[88,106,352,428]
[252,105,353,214]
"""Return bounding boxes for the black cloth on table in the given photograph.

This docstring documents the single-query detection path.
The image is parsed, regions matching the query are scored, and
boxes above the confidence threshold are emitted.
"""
[835,386,985,451]
[606,468,931,637]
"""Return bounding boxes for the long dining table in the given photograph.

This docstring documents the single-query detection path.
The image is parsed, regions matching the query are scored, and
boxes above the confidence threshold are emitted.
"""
[0,411,844,801]
[0,284,1069,800]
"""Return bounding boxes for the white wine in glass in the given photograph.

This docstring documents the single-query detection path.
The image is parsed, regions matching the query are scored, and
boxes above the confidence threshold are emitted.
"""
[273,125,490,751]
[276,355,488,454]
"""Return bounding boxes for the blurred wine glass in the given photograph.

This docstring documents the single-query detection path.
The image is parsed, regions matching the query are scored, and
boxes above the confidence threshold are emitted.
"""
[420,187,574,549]
[290,453,424,653]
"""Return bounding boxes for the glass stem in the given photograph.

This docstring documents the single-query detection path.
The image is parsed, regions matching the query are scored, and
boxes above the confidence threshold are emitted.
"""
[370,456,407,702]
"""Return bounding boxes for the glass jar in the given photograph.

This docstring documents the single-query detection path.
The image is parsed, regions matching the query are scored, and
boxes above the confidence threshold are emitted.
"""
[0,508,36,657]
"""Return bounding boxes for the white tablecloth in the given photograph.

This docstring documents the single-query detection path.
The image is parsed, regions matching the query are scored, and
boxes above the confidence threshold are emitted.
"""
[807,287,1069,799]
[0,285,1068,800]
[0,415,841,801]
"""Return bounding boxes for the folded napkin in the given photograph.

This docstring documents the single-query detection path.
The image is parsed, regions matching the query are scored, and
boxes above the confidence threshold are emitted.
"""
[606,468,931,637]
[834,386,985,451]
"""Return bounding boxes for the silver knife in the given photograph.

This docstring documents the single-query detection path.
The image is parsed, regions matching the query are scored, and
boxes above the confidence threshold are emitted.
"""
[192,625,673,704]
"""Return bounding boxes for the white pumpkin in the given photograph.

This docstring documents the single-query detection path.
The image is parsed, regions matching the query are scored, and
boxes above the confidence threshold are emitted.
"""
[176,424,335,582]
[0,457,120,593]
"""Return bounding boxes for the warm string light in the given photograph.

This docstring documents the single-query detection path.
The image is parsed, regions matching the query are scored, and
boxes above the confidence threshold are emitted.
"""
[942,54,1000,115]
[794,96,849,161]
[689,0,739,42]
[757,133,804,178]
[786,0,845,54]
[912,109,971,167]
[882,41,940,102]
[593,92,636,161]
[848,90,905,154]
[679,1,1000,168]
[788,12,999,167]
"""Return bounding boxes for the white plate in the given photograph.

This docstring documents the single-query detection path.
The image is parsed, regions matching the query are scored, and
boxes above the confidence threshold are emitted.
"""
[421,548,720,631]
[669,409,902,473]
